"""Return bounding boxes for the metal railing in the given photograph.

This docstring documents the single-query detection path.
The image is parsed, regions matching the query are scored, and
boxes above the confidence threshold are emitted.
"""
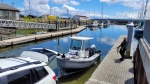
[0,19,56,29]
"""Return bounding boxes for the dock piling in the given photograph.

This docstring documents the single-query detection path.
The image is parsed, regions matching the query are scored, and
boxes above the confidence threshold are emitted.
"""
[126,23,134,58]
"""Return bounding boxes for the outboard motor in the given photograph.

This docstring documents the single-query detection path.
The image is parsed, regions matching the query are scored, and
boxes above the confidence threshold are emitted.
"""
[89,44,96,57]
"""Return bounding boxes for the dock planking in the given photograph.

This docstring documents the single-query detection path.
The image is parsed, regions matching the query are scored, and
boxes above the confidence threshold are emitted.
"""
[85,35,134,84]
[0,26,86,47]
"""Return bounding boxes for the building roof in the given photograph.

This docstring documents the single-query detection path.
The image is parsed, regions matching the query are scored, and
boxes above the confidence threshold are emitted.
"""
[75,15,88,18]
[0,4,20,11]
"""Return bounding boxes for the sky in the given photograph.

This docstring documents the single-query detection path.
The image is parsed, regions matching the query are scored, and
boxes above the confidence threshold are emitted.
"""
[2,0,150,19]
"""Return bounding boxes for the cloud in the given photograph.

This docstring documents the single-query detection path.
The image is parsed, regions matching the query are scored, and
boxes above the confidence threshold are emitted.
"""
[51,0,80,6]
[19,0,82,16]
[116,12,139,19]
[99,0,149,11]
[70,0,80,6]
[122,0,143,10]
[62,4,85,16]
[20,0,51,16]
[100,0,120,4]
[97,37,116,45]
[51,0,68,4]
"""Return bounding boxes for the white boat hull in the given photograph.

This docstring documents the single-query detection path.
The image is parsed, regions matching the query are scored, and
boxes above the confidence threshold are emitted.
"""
[57,54,100,70]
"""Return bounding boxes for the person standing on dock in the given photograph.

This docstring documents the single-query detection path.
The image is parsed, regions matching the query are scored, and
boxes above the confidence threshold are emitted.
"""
[117,38,127,61]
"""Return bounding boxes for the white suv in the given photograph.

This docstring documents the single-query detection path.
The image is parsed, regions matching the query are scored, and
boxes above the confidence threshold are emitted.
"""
[0,57,57,84]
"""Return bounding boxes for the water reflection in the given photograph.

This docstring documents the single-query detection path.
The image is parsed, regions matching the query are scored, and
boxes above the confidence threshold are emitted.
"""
[97,37,116,45]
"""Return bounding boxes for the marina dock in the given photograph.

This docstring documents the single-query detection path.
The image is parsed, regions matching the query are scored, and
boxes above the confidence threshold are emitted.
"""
[0,26,86,47]
[85,35,134,84]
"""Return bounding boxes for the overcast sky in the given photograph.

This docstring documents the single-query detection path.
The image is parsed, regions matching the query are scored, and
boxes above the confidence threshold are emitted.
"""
[3,0,150,19]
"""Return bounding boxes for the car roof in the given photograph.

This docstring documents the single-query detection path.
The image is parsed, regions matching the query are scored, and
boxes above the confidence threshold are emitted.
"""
[0,57,47,77]
[0,57,38,69]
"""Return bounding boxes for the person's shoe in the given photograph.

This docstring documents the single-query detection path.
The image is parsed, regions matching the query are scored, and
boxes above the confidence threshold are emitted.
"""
[120,58,123,61]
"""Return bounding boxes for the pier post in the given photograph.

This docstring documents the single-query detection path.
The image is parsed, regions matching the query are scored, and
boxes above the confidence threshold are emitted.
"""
[86,21,87,25]
[58,20,60,31]
[0,36,2,41]
[125,23,134,58]
[79,20,80,26]
[70,19,72,30]
[55,21,58,30]
[65,20,66,27]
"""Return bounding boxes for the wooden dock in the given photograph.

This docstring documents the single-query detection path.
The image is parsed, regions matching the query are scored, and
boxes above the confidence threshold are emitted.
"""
[0,26,86,47]
[85,35,134,84]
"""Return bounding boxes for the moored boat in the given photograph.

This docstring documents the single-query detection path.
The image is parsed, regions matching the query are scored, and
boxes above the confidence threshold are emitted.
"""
[134,21,144,37]
[56,36,101,70]
[88,21,99,27]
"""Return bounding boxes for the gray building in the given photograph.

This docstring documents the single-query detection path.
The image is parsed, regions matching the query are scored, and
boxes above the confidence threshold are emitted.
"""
[0,4,20,20]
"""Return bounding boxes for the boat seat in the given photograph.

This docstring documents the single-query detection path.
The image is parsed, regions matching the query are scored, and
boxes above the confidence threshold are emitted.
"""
[72,46,80,50]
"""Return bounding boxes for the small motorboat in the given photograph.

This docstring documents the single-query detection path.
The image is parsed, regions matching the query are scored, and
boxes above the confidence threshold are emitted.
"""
[56,36,101,70]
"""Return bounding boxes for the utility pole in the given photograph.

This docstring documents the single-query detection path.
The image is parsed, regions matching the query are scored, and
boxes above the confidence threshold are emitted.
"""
[101,2,103,20]
[67,8,69,18]
[54,5,55,16]
[11,2,14,7]
[29,1,31,15]
[1,0,3,3]
[50,6,52,15]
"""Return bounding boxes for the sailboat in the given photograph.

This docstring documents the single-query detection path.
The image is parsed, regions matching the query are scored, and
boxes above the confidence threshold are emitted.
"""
[100,2,109,26]
[134,0,148,37]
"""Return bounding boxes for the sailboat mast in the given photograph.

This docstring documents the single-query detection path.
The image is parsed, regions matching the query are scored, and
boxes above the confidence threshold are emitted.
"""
[144,0,149,19]
[101,2,103,20]
[29,1,31,15]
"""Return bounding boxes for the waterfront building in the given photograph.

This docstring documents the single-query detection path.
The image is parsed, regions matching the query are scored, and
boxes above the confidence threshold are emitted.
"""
[73,15,89,21]
[0,4,20,20]
[41,14,49,19]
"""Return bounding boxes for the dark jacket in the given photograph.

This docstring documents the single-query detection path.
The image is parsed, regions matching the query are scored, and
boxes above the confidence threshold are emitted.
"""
[118,40,127,50]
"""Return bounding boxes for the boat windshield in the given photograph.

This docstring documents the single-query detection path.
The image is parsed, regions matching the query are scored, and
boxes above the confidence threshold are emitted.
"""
[70,39,82,50]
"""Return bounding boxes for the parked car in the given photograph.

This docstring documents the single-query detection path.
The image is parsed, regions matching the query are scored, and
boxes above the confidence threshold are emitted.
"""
[0,56,57,84]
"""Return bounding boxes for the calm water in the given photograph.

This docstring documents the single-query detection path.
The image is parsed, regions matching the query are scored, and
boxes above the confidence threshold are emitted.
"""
[0,25,127,58]
[0,25,128,80]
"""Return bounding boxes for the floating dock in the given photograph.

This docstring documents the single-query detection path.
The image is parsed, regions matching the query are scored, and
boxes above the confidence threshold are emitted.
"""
[85,35,134,84]
[0,26,86,47]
